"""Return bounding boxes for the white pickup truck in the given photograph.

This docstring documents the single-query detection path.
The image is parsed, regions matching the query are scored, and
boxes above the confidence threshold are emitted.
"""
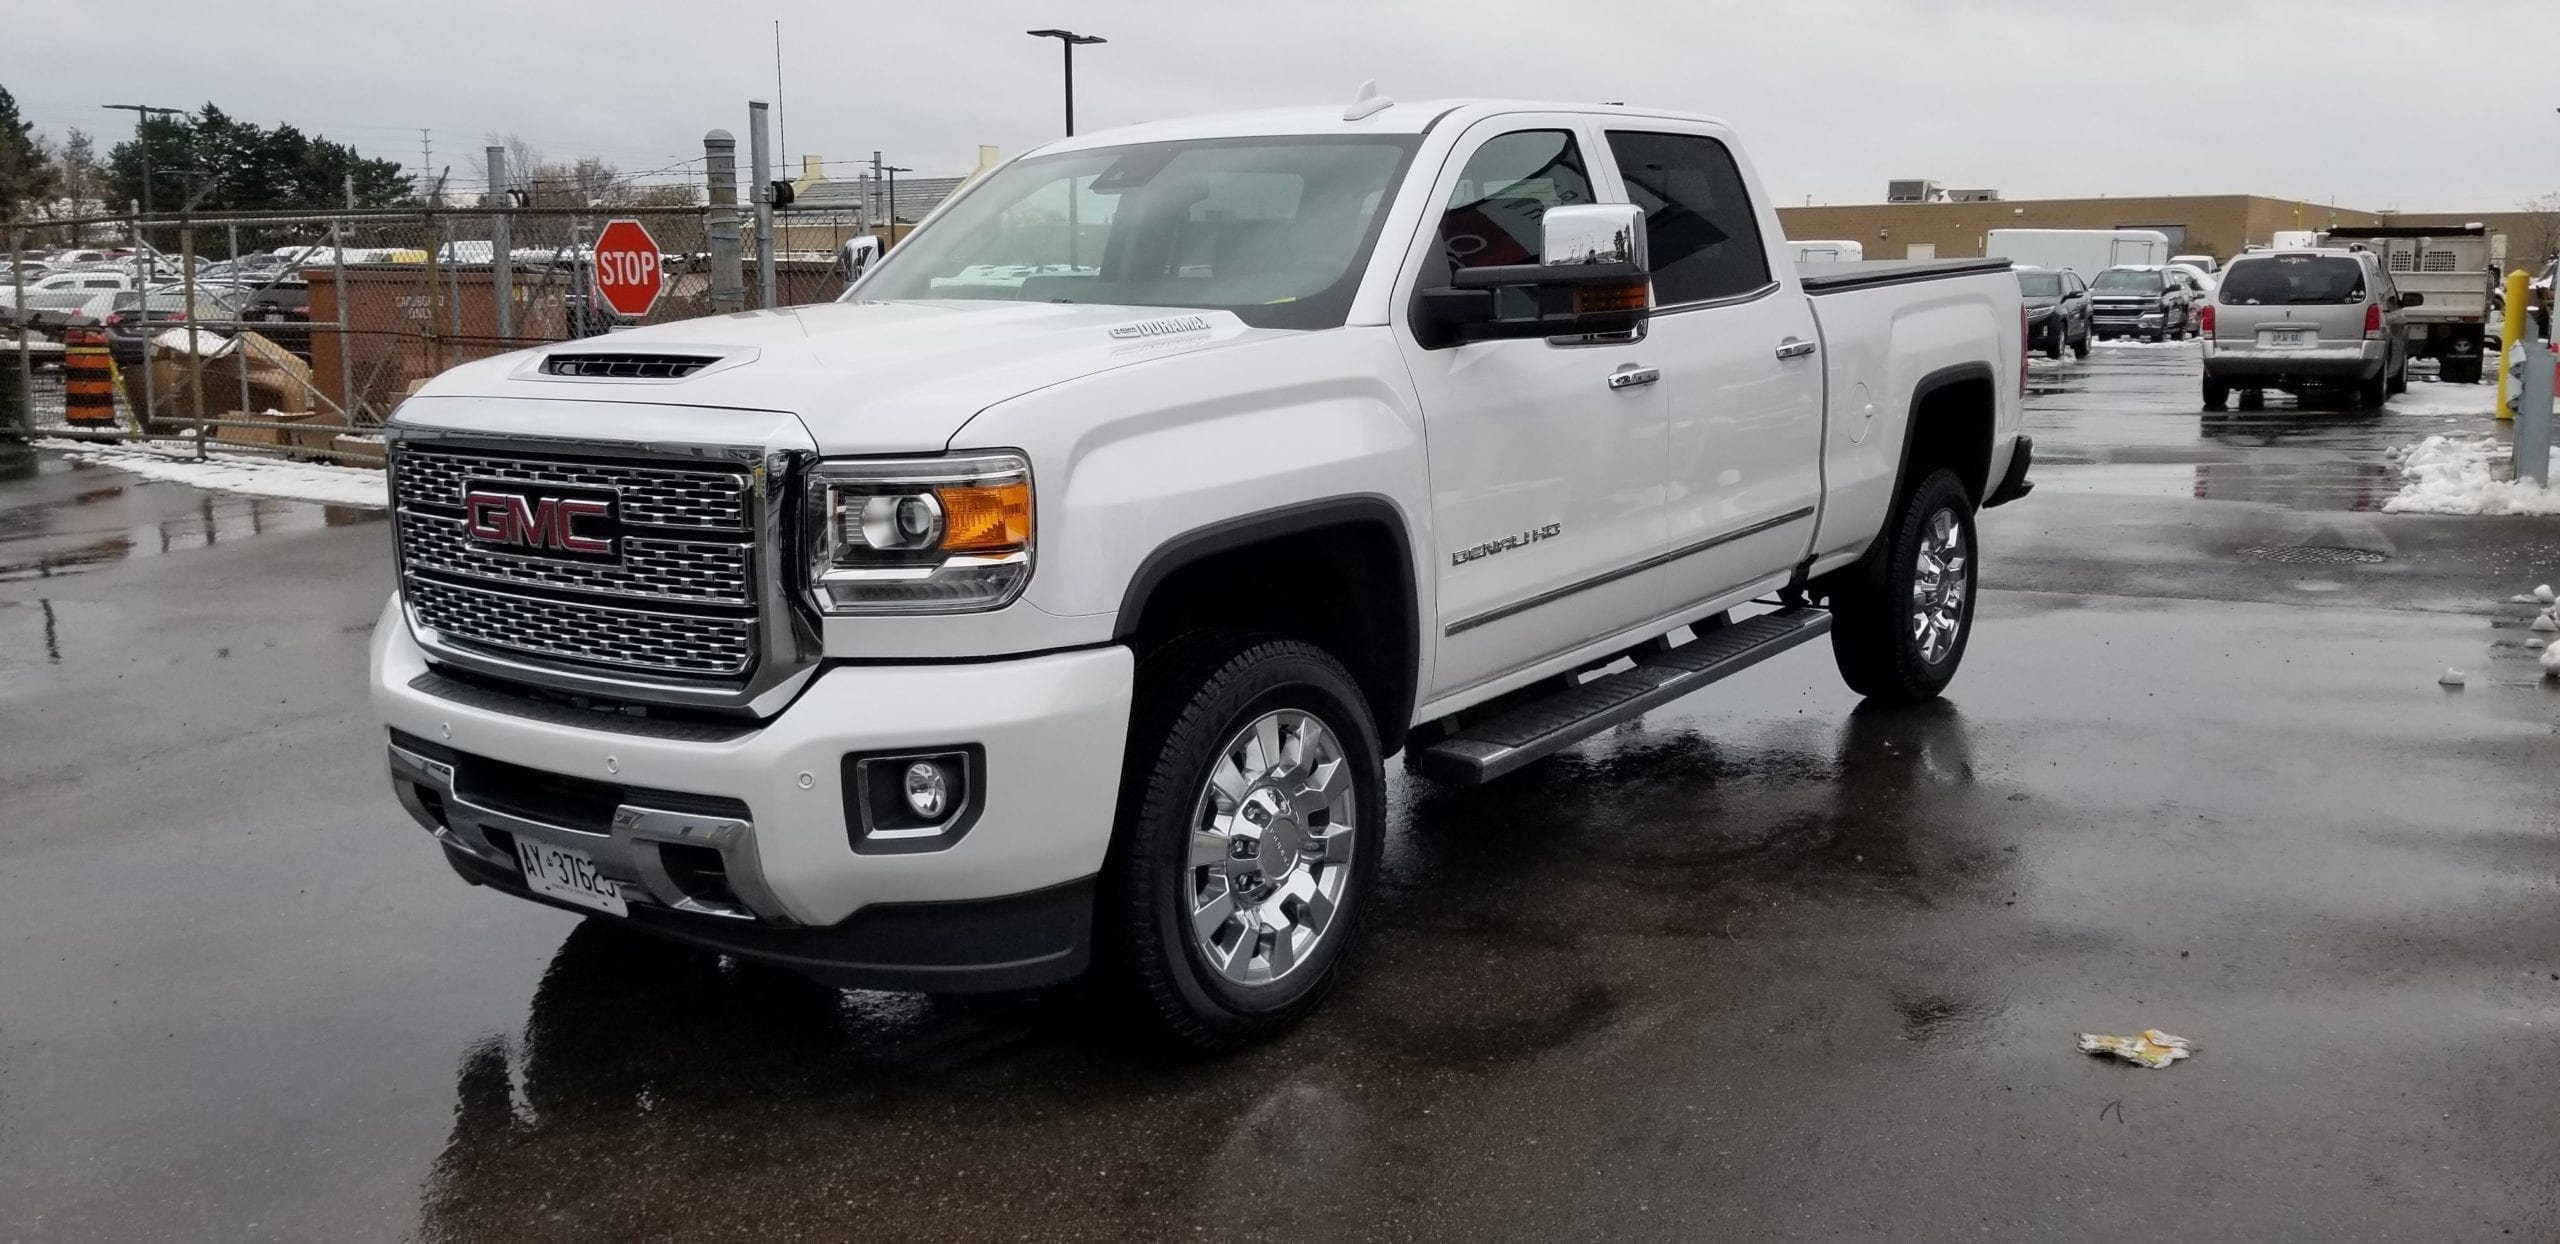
[371,96,2028,1047]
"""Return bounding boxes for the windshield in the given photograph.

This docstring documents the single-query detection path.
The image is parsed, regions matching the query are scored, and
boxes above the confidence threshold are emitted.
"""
[2092,269,2164,293]
[854,136,1421,331]
[2016,272,2063,297]
[2218,256,2366,305]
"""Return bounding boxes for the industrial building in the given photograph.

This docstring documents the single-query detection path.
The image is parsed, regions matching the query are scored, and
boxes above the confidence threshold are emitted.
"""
[1777,187,2556,264]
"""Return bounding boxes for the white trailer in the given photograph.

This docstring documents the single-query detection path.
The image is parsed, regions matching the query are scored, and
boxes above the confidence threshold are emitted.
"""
[2321,225,2502,383]
[1787,239,1864,263]
[1984,228,2171,277]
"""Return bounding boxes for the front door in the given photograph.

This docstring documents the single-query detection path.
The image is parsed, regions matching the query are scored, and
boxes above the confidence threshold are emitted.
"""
[1605,126,1824,608]
[1394,120,1670,700]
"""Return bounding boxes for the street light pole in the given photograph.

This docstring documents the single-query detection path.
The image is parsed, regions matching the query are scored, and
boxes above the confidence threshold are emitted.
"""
[103,103,184,217]
[883,165,911,245]
[1026,29,1106,137]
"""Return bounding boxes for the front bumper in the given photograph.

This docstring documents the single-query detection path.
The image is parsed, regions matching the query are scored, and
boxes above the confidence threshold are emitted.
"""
[2092,308,2167,335]
[370,596,1135,991]
[2202,341,2384,383]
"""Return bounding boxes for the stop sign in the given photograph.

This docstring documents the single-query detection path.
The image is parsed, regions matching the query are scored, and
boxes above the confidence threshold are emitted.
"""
[590,218,664,319]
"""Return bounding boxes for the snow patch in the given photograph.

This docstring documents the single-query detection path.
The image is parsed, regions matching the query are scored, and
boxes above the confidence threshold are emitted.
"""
[36,438,386,509]
[2379,435,2560,515]
[2092,338,2195,350]
[2384,382,2497,419]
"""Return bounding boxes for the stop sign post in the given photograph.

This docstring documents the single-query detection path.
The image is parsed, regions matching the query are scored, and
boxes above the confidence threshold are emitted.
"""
[591,218,665,319]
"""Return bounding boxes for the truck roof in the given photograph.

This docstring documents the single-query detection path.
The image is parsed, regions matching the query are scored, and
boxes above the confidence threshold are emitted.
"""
[1030,98,1734,156]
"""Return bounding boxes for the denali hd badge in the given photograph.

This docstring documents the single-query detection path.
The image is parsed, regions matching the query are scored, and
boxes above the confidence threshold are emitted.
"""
[1452,522,1562,565]
[462,481,622,563]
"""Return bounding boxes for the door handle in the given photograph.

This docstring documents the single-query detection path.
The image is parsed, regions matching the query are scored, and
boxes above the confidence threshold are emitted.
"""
[1775,337,1818,360]
[1607,365,1661,390]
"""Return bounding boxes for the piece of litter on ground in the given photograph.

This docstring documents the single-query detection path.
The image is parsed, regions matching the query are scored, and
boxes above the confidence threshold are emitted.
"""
[2438,668,2467,687]
[2078,1029,2194,1069]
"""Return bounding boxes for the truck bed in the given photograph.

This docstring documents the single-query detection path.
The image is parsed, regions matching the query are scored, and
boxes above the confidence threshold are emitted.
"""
[1798,257,2013,294]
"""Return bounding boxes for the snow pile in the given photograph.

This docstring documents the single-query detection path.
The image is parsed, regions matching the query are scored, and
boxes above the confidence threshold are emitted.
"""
[2093,338,2194,350]
[2379,436,2560,515]
[36,437,387,509]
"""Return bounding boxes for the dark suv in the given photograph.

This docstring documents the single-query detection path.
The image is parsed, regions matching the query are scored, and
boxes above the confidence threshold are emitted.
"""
[2089,266,2199,342]
[2017,267,2091,359]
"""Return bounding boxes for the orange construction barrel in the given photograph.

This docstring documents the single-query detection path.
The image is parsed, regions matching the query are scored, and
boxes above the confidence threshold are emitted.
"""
[63,328,118,427]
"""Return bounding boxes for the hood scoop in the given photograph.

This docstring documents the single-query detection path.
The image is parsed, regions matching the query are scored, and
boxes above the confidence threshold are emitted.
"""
[536,350,726,380]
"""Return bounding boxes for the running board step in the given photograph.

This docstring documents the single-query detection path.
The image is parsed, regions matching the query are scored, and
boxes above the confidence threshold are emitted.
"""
[1415,607,1832,786]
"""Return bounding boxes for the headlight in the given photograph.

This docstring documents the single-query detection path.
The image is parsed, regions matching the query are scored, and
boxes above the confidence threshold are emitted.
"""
[804,451,1032,614]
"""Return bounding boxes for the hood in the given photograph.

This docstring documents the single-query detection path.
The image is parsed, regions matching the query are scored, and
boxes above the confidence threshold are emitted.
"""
[408,299,1280,453]
[2021,294,2060,314]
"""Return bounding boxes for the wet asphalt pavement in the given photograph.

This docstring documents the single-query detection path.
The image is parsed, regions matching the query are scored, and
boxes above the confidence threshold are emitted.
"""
[4,344,2557,1241]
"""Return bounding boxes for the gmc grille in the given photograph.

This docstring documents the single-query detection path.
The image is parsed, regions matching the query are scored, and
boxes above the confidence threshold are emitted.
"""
[392,444,760,681]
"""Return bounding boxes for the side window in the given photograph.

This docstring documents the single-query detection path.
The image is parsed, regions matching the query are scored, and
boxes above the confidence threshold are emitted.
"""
[1605,130,1771,305]
[1433,129,1594,277]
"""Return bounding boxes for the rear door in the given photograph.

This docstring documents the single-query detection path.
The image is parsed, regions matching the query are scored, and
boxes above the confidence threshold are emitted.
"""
[1393,119,1671,700]
[2216,255,2370,348]
[1602,125,1822,608]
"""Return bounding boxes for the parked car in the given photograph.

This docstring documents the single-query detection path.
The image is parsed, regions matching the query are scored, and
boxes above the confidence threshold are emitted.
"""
[2201,248,2414,410]
[2166,261,2218,299]
[2017,266,2091,359]
[232,276,313,357]
[2169,253,2219,275]
[48,248,112,268]
[96,288,246,365]
[2089,265,2198,341]
[1,268,132,322]
[371,97,2031,1047]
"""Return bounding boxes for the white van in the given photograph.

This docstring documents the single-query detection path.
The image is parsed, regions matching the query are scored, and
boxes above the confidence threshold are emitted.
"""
[1984,228,2171,278]
[1788,239,1864,263]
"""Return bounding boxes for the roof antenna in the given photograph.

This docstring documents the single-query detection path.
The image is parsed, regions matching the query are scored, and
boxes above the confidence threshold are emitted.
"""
[1343,80,1392,122]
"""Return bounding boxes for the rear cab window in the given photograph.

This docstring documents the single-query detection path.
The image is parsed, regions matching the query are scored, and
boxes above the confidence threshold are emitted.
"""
[1603,130,1771,305]
[2219,256,2366,305]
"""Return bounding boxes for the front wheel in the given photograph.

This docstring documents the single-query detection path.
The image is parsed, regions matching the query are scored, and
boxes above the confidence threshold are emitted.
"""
[2072,324,2092,359]
[1825,469,1978,703]
[1098,633,1384,1050]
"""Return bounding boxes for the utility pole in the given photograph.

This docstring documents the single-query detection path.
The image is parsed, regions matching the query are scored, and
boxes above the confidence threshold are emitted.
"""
[102,103,183,217]
[704,129,744,314]
[870,151,883,232]
[749,100,776,308]
[419,129,436,204]
[487,144,513,343]
[1026,29,1106,136]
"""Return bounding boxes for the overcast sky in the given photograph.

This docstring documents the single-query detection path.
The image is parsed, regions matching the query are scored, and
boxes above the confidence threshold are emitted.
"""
[11,0,2558,210]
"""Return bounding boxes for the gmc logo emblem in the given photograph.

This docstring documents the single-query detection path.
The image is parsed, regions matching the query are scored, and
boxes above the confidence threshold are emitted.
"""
[462,483,621,563]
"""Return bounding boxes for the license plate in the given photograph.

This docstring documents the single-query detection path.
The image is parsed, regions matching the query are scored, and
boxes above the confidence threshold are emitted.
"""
[2260,327,2313,348]
[514,837,627,916]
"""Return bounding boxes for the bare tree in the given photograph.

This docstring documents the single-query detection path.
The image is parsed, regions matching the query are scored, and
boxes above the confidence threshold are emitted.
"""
[2515,194,2560,267]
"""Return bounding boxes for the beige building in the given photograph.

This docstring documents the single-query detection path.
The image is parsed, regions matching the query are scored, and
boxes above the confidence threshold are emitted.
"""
[1777,195,2556,266]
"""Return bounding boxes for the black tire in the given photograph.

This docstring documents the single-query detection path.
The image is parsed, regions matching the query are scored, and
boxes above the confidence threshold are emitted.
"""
[2442,355,2482,385]
[1096,631,1385,1050]
[2045,324,2064,360]
[2071,324,2091,359]
[2358,370,2389,409]
[1824,469,1978,703]
[2237,389,2266,411]
[2202,376,2230,410]
[2147,327,2165,343]
[2387,364,2408,396]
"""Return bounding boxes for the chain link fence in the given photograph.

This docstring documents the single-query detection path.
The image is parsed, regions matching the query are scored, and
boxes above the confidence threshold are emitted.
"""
[6,205,859,467]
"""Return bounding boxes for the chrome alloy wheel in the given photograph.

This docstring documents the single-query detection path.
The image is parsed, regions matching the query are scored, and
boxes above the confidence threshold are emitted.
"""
[1911,507,1969,665]
[1184,708,1356,987]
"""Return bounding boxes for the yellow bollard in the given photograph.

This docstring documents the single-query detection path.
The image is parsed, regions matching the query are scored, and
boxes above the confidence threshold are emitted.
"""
[2497,269,2528,419]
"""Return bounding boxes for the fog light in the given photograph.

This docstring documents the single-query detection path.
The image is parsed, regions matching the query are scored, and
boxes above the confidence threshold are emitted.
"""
[903,760,949,819]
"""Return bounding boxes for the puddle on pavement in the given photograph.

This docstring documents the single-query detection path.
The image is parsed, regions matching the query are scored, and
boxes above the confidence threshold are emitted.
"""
[2030,460,2398,511]
[0,598,127,692]
[0,468,380,583]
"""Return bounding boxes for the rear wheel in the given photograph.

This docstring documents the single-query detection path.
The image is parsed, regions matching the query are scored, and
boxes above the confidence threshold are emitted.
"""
[2202,376,2230,410]
[1098,632,1384,1050]
[1825,469,1977,703]
[2358,370,2389,409]
[2238,389,2266,411]
[2441,355,2482,385]
[2387,363,2408,396]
